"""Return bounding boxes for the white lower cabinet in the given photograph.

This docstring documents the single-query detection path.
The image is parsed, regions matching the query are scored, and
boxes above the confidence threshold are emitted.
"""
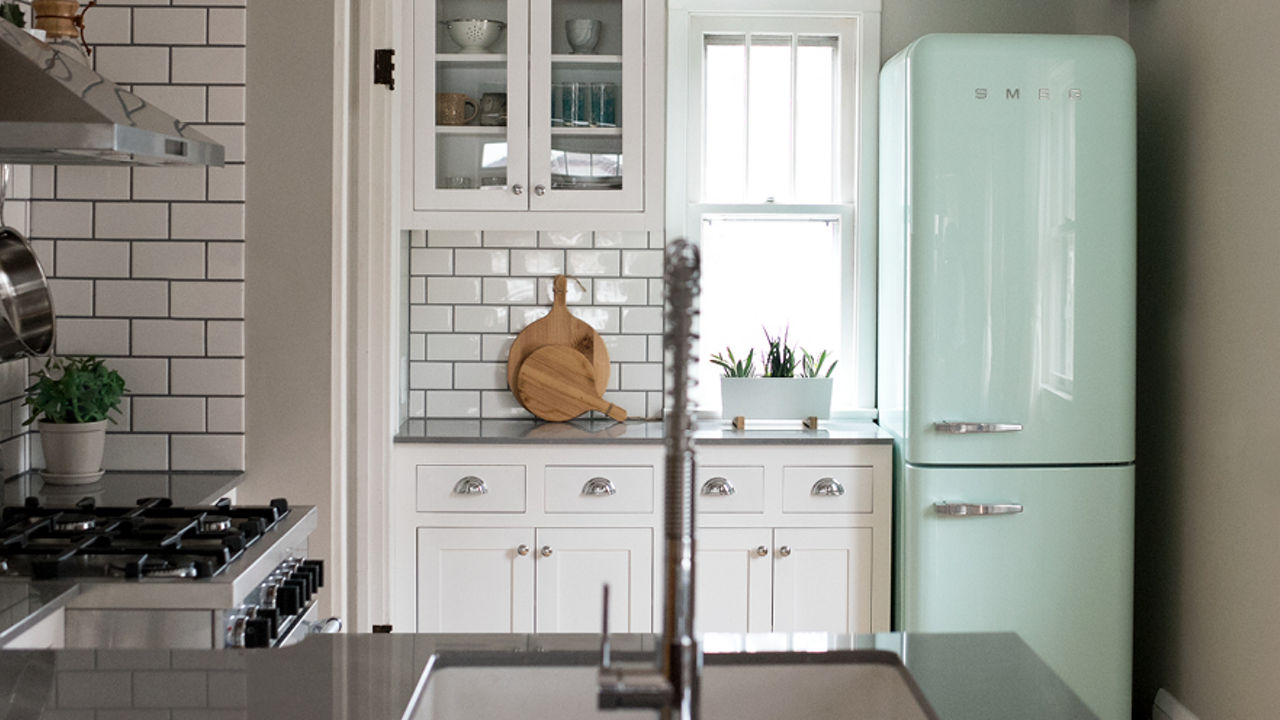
[534,527,651,633]
[694,528,773,633]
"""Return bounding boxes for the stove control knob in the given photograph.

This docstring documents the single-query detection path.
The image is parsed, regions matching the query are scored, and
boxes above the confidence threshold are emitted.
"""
[257,606,281,638]
[227,614,249,648]
[290,570,314,598]
[244,617,272,648]
[277,581,302,616]
[302,559,325,588]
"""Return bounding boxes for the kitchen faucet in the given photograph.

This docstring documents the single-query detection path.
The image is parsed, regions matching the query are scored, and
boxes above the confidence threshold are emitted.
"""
[597,239,701,720]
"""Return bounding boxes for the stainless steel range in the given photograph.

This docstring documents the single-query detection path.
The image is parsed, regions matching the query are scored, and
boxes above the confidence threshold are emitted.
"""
[0,496,333,648]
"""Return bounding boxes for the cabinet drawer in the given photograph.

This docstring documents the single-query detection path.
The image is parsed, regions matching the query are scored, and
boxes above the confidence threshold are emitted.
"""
[416,465,526,513]
[781,466,874,514]
[695,466,765,513]
[544,466,654,514]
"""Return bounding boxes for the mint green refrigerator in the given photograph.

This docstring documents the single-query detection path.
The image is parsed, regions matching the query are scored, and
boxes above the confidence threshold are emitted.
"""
[878,35,1136,720]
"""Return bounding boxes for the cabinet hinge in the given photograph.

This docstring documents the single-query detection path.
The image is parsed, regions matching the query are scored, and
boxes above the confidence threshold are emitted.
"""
[374,48,396,90]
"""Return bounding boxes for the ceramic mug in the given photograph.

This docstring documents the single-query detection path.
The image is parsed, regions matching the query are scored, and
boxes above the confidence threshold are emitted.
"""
[437,93,478,126]
[478,92,507,126]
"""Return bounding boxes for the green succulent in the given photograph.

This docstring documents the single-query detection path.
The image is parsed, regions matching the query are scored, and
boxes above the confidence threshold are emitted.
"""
[24,356,128,425]
[710,347,756,377]
[714,328,837,380]
[0,3,25,28]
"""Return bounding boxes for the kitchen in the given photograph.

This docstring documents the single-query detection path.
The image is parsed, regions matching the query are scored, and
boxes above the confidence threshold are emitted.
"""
[0,0,1271,718]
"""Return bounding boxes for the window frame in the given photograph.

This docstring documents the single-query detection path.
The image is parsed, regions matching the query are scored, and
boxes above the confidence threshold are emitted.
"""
[667,1,881,415]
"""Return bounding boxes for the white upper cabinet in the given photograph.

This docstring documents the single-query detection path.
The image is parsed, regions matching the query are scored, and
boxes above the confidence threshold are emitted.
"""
[408,0,652,222]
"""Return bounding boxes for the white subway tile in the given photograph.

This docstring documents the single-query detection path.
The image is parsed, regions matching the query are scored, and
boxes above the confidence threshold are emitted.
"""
[603,335,647,362]
[195,125,245,162]
[454,362,505,390]
[426,334,481,361]
[30,166,54,199]
[133,242,206,279]
[56,240,130,278]
[172,47,245,83]
[208,86,246,123]
[649,232,666,249]
[427,277,481,304]
[208,8,246,44]
[594,278,648,305]
[570,306,619,333]
[95,202,168,239]
[601,391,646,417]
[108,358,169,395]
[647,391,665,419]
[47,279,95,316]
[408,230,427,248]
[102,434,169,471]
[133,166,207,201]
[95,279,169,317]
[207,166,244,201]
[483,230,537,247]
[31,240,54,269]
[409,305,451,333]
[55,671,133,708]
[132,397,206,432]
[133,319,205,356]
[426,391,480,418]
[133,7,207,45]
[207,397,245,433]
[409,248,452,275]
[171,435,244,471]
[455,248,510,275]
[409,277,426,304]
[481,391,531,418]
[454,306,508,332]
[409,332,426,361]
[482,277,536,303]
[593,231,648,248]
[510,249,564,276]
[622,249,663,277]
[132,85,207,124]
[54,318,131,355]
[94,46,169,83]
[206,320,244,356]
[106,397,131,432]
[408,390,425,416]
[172,281,244,318]
[648,278,664,303]
[536,277,590,305]
[172,202,244,240]
[31,201,93,238]
[538,230,590,247]
[481,334,515,361]
[82,6,132,44]
[171,358,244,395]
[567,249,620,276]
[621,306,663,334]
[408,362,452,389]
[207,243,244,279]
[648,335,663,361]
[509,306,546,333]
[621,363,663,391]
[426,229,481,247]
[56,166,130,200]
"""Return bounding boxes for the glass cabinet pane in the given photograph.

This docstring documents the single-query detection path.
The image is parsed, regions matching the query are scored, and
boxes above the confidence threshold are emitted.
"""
[435,0,512,191]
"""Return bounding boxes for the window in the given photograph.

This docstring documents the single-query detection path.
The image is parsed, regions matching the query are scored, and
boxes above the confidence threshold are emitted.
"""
[669,8,879,415]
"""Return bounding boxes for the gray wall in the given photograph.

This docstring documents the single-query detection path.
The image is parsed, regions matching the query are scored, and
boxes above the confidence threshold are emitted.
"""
[881,0,1128,61]
[1129,1,1280,717]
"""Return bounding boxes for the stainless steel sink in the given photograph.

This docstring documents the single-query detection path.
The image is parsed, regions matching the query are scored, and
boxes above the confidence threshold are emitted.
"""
[405,651,938,720]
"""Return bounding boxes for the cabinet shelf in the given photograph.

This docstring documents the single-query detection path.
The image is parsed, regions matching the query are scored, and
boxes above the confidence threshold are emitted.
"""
[436,53,509,66]
[550,127,623,137]
[551,54,623,68]
[435,126,507,135]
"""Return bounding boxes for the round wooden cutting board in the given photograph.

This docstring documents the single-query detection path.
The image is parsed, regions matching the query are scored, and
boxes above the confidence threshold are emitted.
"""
[515,345,627,422]
[506,275,609,397]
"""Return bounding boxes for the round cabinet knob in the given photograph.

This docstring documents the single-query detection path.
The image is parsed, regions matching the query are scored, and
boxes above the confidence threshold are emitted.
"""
[512,184,525,196]
[540,546,554,558]
[517,544,530,556]
[777,546,792,558]
[754,545,769,557]
[534,184,547,196]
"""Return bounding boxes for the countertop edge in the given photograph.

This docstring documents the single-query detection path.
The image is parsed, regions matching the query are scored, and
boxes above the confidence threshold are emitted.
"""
[395,418,893,444]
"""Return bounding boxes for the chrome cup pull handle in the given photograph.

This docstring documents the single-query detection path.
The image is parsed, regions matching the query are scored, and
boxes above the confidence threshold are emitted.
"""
[934,501,1024,517]
[452,476,488,495]
[701,476,735,496]
[934,421,1023,434]
[810,477,845,497]
[582,477,617,496]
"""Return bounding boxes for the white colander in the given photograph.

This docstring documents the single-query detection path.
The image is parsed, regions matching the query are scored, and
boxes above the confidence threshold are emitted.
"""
[441,18,506,53]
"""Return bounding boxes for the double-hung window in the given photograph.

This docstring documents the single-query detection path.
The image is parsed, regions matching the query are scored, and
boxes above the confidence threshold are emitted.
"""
[669,7,879,415]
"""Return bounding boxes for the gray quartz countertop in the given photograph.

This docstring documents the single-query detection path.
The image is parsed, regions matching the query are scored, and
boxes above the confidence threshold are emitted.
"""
[0,631,1096,719]
[396,418,892,444]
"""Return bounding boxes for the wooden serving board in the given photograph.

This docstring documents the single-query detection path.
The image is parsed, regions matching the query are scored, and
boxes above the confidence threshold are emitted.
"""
[515,345,627,422]
[506,275,609,396]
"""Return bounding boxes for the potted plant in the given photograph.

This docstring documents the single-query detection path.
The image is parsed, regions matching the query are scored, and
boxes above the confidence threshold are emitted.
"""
[23,355,127,484]
[712,328,838,420]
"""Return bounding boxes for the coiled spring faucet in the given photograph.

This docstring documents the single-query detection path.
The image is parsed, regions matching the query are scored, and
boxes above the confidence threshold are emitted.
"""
[598,239,701,720]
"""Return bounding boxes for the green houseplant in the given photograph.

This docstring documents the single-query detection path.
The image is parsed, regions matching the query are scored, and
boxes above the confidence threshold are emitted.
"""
[24,355,127,484]
[714,328,837,420]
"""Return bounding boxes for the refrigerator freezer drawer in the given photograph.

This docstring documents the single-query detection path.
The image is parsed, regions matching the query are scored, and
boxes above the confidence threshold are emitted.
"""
[897,463,1133,720]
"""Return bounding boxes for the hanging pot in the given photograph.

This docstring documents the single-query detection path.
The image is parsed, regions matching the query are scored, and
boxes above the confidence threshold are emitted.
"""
[0,165,55,361]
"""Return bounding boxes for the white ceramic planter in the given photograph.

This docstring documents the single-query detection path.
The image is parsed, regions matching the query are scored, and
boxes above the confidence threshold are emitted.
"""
[720,377,834,419]
[38,419,107,484]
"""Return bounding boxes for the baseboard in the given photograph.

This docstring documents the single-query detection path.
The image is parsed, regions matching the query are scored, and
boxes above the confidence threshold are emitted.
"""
[1153,689,1200,720]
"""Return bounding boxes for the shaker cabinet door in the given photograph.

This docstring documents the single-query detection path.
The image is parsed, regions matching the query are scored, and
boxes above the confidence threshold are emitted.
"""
[771,527,873,634]
[416,527,535,632]
[694,528,773,634]
[533,527,652,633]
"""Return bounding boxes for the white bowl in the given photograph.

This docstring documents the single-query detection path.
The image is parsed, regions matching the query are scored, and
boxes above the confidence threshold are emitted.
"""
[442,18,506,53]
[565,18,601,54]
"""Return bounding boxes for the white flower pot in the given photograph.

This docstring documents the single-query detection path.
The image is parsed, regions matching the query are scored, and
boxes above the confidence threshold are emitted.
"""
[720,377,834,419]
[38,420,107,484]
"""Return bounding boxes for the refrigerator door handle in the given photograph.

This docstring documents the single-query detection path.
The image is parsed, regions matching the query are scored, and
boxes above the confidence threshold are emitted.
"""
[933,421,1023,434]
[934,501,1024,517]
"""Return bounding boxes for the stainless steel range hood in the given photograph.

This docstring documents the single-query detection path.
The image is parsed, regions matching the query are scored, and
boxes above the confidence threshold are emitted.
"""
[0,19,224,166]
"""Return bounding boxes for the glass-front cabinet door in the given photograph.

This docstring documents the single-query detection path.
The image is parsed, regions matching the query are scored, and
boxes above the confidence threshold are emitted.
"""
[528,0,644,211]
[413,0,530,211]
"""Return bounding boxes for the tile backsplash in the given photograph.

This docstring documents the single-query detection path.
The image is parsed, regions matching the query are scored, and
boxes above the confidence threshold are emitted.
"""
[406,229,666,420]
[11,0,247,474]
